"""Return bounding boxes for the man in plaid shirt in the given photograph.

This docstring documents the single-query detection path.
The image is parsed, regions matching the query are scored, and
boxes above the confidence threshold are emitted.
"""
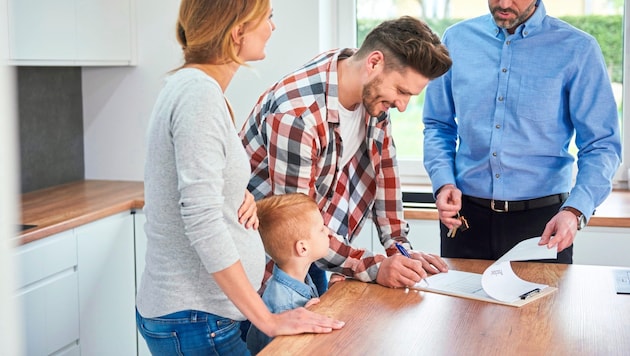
[240,16,451,290]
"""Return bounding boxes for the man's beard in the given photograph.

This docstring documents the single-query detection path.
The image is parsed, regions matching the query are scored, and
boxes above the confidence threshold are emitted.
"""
[490,0,537,30]
[362,76,390,118]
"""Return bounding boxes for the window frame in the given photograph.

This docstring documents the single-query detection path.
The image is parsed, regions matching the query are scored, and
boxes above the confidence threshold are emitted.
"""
[339,0,629,189]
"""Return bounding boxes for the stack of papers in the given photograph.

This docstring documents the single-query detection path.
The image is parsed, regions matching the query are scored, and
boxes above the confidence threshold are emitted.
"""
[412,237,558,307]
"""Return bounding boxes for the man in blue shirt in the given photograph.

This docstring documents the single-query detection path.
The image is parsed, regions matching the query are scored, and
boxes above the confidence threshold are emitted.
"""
[423,0,621,263]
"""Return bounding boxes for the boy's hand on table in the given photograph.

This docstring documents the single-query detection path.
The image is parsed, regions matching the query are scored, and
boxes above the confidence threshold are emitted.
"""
[328,273,346,288]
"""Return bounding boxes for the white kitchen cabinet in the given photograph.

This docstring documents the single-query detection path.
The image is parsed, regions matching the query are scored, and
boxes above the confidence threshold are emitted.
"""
[351,219,441,256]
[350,220,375,252]
[574,226,630,267]
[13,230,80,356]
[14,209,152,355]
[7,0,135,65]
[133,210,152,356]
[76,212,137,355]
[406,219,441,255]
[134,210,146,290]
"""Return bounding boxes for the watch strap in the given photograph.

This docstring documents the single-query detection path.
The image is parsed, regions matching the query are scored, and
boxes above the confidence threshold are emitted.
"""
[562,206,586,230]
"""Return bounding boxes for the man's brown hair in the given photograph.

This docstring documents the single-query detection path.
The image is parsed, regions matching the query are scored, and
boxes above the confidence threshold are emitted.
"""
[355,16,452,79]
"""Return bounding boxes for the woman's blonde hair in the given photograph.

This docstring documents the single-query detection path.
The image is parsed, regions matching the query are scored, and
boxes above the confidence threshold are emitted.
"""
[176,0,270,65]
[256,193,320,265]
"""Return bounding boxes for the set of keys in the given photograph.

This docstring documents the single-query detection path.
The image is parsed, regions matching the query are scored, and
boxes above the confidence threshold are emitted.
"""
[447,212,469,238]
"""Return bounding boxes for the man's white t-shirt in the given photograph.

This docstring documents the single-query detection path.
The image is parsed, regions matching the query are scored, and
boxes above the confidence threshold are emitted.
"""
[338,104,366,168]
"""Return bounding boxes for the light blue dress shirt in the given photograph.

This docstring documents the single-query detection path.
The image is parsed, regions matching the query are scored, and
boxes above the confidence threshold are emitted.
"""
[423,1,621,221]
[246,264,319,354]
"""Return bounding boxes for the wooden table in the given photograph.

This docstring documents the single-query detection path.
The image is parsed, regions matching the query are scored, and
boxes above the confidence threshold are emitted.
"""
[260,259,630,355]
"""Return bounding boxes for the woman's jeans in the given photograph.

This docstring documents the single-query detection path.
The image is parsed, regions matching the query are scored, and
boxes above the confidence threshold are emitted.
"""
[136,309,251,356]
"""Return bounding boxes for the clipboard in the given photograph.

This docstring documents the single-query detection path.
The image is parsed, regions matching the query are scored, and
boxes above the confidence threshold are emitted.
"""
[411,269,557,307]
[411,237,558,307]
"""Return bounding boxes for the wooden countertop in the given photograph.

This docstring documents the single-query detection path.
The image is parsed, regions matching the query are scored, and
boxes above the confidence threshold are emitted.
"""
[16,180,629,246]
[404,189,630,228]
[17,180,145,245]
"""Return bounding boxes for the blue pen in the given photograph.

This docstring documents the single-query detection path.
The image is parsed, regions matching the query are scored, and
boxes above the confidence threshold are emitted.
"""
[395,242,429,286]
[395,242,411,257]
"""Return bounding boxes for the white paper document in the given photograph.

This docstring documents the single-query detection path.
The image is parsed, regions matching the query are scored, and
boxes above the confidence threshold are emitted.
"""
[412,237,558,307]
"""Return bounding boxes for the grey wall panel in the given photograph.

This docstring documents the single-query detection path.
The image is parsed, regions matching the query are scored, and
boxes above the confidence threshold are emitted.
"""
[18,67,84,193]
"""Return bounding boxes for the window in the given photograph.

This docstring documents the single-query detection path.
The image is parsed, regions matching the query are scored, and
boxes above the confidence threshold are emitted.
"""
[347,0,628,188]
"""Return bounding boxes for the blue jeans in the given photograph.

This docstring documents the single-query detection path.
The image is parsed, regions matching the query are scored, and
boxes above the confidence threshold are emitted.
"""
[136,309,251,356]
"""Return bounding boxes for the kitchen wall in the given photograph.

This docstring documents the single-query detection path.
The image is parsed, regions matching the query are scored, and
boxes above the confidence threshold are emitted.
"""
[12,1,351,189]
[82,0,351,181]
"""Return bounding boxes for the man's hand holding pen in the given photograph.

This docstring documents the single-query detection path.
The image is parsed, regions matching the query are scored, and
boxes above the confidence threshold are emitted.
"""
[375,243,448,288]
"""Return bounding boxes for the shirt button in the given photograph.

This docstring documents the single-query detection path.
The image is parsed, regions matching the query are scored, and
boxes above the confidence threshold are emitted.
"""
[498,96,504,101]
[492,152,497,157]
[502,68,507,73]
[496,124,501,129]
[524,31,529,36]
[506,40,511,45]
[495,174,501,178]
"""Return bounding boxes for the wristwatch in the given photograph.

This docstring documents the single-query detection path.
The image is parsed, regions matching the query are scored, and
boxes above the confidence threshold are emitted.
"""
[562,207,586,230]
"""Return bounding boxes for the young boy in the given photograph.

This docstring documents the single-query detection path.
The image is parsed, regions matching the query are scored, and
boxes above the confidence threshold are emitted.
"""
[246,193,331,354]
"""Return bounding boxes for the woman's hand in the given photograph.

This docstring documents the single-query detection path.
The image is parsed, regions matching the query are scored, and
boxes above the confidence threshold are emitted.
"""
[214,261,343,339]
[238,190,259,229]
[265,307,345,337]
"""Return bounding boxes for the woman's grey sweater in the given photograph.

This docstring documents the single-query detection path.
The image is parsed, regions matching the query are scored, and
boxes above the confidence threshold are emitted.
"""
[137,68,265,320]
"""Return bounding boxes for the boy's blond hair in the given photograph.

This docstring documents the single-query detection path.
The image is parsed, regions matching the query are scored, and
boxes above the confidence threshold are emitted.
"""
[256,193,320,265]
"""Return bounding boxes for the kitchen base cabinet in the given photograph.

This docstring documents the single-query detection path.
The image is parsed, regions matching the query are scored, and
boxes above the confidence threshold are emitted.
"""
[574,226,630,267]
[76,212,137,355]
[406,219,441,255]
[13,230,80,356]
[55,345,81,356]
[351,220,441,256]
[133,210,151,356]
[349,221,375,252]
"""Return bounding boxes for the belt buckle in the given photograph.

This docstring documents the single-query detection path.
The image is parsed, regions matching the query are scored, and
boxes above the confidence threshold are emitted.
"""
[491,199,508,212]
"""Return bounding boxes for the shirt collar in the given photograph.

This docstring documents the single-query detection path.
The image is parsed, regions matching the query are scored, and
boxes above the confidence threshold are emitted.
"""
[491,0,547,39]
[326,48,355,125]
[271,264,319,299]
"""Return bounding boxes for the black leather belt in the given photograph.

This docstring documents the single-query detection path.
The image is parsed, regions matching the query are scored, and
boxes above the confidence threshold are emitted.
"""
[465,193,569,212]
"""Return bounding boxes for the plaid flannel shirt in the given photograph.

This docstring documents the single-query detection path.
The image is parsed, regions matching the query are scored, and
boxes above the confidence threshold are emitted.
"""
[240,48,411,283]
